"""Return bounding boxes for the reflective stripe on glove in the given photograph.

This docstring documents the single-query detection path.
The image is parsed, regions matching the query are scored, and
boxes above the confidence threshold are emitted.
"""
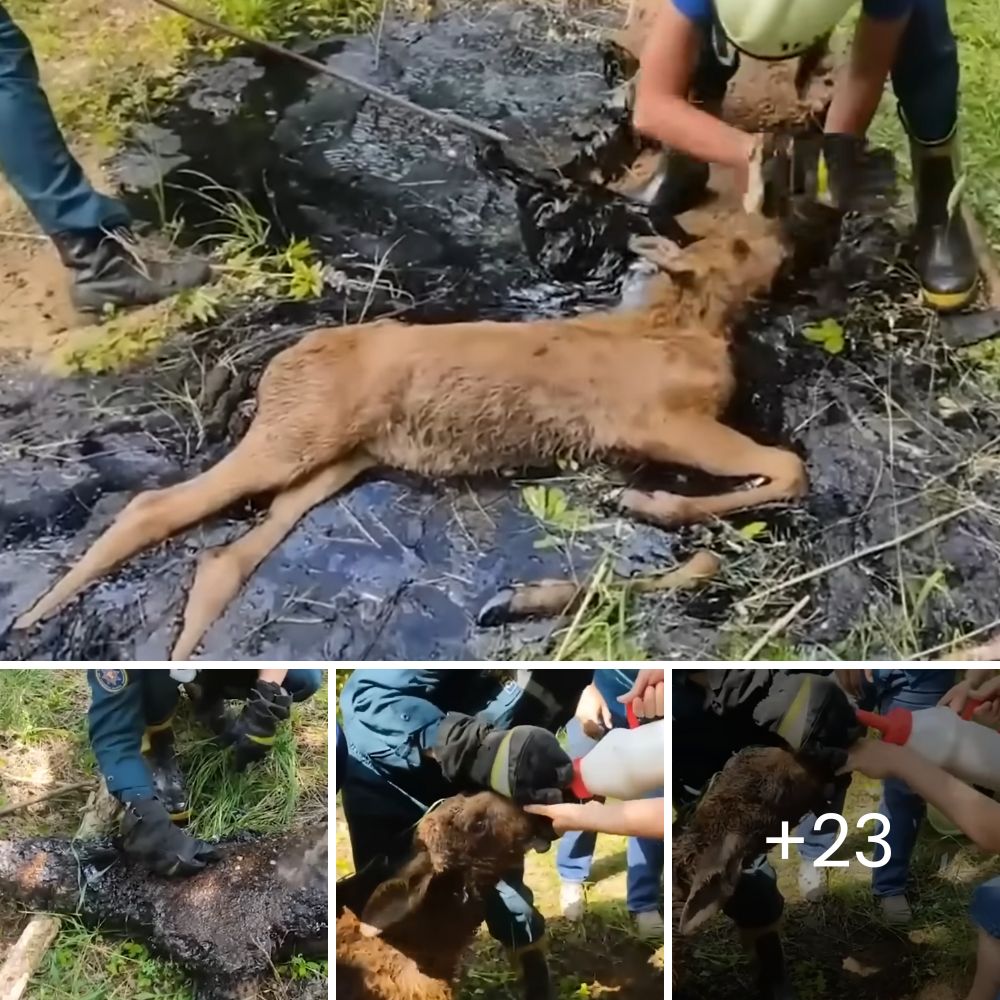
[120,797,220,877]
[221,678,292,771]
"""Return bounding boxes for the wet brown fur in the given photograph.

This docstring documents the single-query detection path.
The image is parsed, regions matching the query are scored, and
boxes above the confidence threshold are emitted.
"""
[673,746,829,936]
[16,215,807,658]
[336,792,544,1000]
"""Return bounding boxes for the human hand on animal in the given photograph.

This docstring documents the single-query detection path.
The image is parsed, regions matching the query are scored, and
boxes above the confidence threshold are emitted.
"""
[525,798,664,838]
[120,798,221,876]
[221,678,292,771]
[617,668,665,720]
[575,683,613,738]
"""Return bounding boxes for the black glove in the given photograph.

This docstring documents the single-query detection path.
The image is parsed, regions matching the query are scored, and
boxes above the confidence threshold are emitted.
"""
[755,132,895,218]
[434,713,574,805]
[221,678,292,772]
[752,673,865,764]
[120,798,220,877]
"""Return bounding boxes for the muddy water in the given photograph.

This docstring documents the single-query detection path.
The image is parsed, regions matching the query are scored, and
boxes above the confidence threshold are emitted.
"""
[2,3,999,660]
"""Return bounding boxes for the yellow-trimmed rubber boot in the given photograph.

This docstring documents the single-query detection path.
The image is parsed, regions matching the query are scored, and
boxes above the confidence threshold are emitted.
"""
[142,718,190,824]
[909,133,979,312]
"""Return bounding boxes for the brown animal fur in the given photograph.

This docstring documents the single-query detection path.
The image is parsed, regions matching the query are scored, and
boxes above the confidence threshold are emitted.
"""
[336,792,545,1000]
[673,746,829,937]
[15,215,807,658]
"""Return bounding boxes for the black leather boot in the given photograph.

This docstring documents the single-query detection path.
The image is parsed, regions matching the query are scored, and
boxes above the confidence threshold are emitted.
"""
[511,945,553,1000]
[909,135,978,312]
[754,930,799,1000]
[52,228,211,315]
[142,721,191,824]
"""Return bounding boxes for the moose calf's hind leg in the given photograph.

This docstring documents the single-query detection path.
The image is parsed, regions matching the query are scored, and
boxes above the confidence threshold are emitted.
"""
[621,418,807,526]
[170,454,375,660]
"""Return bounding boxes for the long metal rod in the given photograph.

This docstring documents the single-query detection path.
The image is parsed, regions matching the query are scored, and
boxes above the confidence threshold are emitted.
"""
[145,0,511,145]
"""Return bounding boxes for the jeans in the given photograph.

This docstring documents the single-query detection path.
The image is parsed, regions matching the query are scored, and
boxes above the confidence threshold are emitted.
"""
[0,4,130,234]
[692,0,959,143]
[971,877,1000,939]
[555,718,664,914]
[797,669,956,897]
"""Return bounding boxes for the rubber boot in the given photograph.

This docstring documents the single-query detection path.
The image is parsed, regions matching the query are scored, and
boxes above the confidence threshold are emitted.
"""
[51,228,211,315]
[141,720,190,824]
[752,930,799,1000]
[510,945,553,1000]
[909,134,978,312]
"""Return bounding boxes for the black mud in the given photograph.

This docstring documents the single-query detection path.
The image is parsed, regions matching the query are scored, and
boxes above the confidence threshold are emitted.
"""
[0,830,327,999]
[2,2,999,660]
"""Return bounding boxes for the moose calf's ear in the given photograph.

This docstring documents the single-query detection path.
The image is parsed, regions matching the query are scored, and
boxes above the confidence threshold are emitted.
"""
[360,850,435,934]
[678,831,745,936]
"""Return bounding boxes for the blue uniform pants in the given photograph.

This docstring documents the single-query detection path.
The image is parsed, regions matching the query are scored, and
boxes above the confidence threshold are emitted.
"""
[555,718,663,914]
[693,0,959,144]
[87,668,322,802]
[971,877,1000,939]
[797,669,956,897]
[0,5,131,234]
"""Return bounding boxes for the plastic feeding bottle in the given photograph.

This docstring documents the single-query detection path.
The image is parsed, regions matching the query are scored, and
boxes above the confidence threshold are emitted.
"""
[567,716,664,800]
[856,701,1000,794]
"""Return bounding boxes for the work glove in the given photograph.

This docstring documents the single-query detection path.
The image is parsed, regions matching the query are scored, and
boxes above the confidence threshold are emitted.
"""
[748,131,895,218]
[221,678,292,772]
[120,798,220,877]
[752,673,866,772]
[434,713,574,805]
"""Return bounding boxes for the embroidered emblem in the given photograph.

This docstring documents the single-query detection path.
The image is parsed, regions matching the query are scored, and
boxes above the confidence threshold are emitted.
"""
[95,668,128,693]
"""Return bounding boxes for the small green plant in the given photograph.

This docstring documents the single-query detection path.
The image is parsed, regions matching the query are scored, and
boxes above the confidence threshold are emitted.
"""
[521,485,594,549]
[802,317,845,355]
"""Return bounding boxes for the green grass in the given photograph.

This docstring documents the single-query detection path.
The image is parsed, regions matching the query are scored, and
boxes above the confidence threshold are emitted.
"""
[0,668,328,1000]
[678,775,1000,1000]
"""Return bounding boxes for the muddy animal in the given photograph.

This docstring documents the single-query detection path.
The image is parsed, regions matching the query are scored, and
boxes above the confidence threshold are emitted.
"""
[336,791,550,1000]
[0,829,327,1000]
[15,215,806,658]
[673,746,830,936]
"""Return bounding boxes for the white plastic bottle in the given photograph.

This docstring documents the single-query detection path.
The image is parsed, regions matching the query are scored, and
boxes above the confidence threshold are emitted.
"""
[567,719,665,799]
[858,704,1000,793]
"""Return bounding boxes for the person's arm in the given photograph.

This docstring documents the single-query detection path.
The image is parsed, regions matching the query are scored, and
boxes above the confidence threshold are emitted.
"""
[825,12,909,135]
[633,3,754,179]
[525,798,665,838]
[848,740,1000,852]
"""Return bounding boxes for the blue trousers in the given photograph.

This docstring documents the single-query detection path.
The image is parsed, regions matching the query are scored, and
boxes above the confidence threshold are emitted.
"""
[87,668,322,801]
[693,0,959,143]
[340,740,545,951]
[555,718,663,913]
[971,876,1000,939]
[0,5,130,234]
[797,669,956,897]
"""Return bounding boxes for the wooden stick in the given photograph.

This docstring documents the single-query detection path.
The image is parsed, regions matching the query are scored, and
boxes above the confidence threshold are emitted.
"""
[741,595,811,661]
[964,207,1000,309]
[740,504,977,608]
[0,781,95,819]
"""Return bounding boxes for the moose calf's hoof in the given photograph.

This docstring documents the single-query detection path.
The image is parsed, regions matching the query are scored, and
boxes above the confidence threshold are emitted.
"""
[477,588,517,627]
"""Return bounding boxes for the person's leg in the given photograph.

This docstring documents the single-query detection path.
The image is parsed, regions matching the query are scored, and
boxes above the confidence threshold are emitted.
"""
[872,670,956,921]
[889,0,976,310]
[968,877,1000,1000]
[0,8,208,312]
[283,669,324,703]
[795,777,851,902]
[626,817,664,938]
[486,873,550,1000]
[556,719,598,918]
[725,858,797,1000]
[138,671,188,821]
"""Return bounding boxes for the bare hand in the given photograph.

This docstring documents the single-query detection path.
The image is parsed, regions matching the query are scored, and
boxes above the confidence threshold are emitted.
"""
[524,801,612,836]
[575,683,613,737]
[835,669,873,699]
[617,669,665,719]
[939,678,975,714]
[969,698,1000,729]
[841,738,899,780]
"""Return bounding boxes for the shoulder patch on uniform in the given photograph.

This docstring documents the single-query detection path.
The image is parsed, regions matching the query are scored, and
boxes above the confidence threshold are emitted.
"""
[95,668,128,693]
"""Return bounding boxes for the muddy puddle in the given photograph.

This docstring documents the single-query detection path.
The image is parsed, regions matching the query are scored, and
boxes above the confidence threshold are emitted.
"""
[2,1,999,659]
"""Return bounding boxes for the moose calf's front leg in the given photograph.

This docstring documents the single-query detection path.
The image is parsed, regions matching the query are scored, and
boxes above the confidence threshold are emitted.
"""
[620,418,807,526]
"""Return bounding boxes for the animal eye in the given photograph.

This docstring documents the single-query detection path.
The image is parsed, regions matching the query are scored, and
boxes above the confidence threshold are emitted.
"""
[471,818,487,833]
[731,238,751,260]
